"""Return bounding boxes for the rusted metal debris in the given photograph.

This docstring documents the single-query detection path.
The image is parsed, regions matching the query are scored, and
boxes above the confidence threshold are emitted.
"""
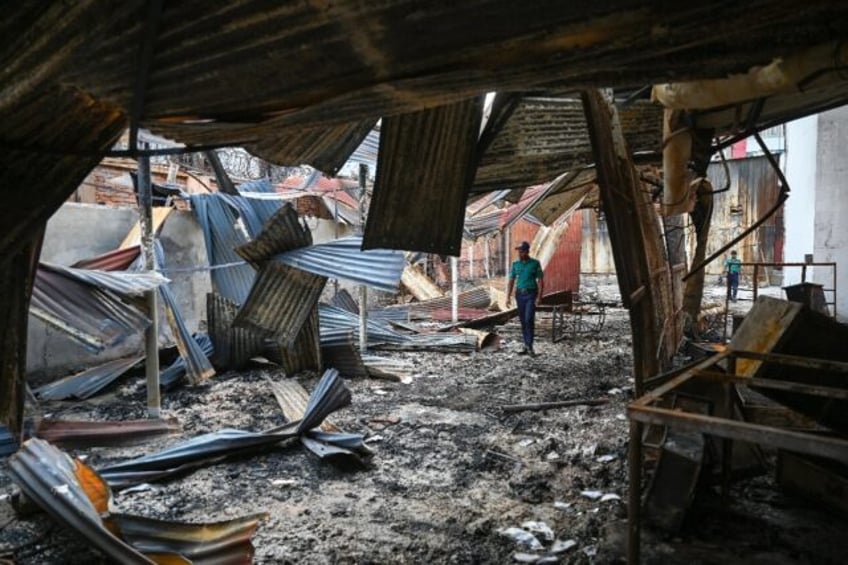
[207,293,265,371]
[266,376,372,466]
[235,202,312,269]
[234,262,327,346]
[30,264,162,353]
[160,333,215,390]
[8,438,265,564]
[276,308,322,375]
[34,355,144,401]
[99,369,355,489]
[154,241,215,385]
[34,417,180,448]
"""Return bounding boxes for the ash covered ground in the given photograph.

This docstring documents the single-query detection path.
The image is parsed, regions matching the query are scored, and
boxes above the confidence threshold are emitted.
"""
[1,277,846,564]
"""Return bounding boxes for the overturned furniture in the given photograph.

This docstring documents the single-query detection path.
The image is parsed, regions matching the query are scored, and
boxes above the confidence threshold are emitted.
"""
[626,296,848,563]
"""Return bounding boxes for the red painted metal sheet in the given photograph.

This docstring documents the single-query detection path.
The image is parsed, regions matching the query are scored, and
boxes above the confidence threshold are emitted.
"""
[70,246,141,271]
[543,212,583,295]
[508,217,581,295]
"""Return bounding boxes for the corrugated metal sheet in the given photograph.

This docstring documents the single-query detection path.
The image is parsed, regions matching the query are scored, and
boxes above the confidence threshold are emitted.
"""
[364,97,484,255]
[400,286,492,319]
[265,377,339,433]
[100,368,351,488]
[8,439,156,564]
[111,512,265,565]
[319,329,369,378]
[541,211,583,295]
[234,262,327,346]
[34,356,144,401]
[703,155,783,274]
[473,98,663,193]
[232,179,285,230]
[319,304,411,345]
[343,126,381,173]
[274,236,404,293]
[30,266,152,353]
[40,263,165,296]
[160,333,214,390]
[71,246,141,271]
[154,241,215,384]
[34,418,180,448]
[236,202,311,268]
[190,193,257,304]
[207,293,265,371]
[330,289,358,313]
[360,355,416,383]
[277,308,321,375]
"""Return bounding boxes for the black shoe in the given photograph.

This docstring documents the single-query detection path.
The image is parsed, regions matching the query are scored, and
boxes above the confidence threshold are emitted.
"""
[528,348,537,358]
[518,347,528,355]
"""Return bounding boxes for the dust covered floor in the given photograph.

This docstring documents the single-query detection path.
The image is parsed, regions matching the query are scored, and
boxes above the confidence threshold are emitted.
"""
[1,279,847,564]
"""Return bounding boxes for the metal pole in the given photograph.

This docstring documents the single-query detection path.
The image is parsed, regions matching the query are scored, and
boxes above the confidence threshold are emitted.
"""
[451,256,459,323]
[358,163,368,353]
[469,244,475,279]
[138,147,160,418]
[504,229,511,289]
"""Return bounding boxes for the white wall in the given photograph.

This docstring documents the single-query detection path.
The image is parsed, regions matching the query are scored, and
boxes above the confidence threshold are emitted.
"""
[812,106,848,320]
[783,116,818,285]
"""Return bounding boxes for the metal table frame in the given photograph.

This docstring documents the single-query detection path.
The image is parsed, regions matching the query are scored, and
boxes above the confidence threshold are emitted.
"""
[626,348,848,563]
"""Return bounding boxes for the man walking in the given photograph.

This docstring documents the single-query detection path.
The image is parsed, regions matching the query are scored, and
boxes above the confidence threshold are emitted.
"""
[507,241,544,356]
[724,250,742,301]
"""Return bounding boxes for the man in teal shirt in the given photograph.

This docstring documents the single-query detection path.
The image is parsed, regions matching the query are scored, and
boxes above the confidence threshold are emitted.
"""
[724,250,742,301]
[507,241,544,356]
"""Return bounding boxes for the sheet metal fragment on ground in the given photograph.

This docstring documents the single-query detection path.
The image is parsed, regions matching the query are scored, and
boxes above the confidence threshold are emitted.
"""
[8,438,266,564]
[34,417,181,448]
[99,369,352,489]
[34,355,145,401]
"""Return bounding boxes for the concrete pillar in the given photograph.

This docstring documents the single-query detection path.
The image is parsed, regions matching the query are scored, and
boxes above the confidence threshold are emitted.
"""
[813,106,848,320]
[783,115,818,286]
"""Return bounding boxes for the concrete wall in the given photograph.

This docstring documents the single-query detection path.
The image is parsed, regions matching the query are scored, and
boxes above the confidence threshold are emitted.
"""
[812,106,848,320]
[28,205,211,378]
[41,203,138,265]
[783,116,818,285]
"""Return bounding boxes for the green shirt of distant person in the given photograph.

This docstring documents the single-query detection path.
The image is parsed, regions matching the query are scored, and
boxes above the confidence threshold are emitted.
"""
[509,256,544,293]
[724,254,742,274]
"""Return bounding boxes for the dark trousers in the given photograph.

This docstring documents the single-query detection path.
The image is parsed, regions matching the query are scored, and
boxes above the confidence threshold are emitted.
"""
[516,290,537,349]
[727,272,739,300]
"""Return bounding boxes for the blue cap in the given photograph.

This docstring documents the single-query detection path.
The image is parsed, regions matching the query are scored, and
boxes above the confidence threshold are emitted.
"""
[515,241,530,251]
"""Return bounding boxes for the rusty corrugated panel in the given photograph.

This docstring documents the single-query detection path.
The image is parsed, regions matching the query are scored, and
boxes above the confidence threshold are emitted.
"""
[265,374,372,465]
[71,246,141,271]
[207,293,264,371]
[236,202,311,268]
[265,377,339,433]
[8,439,156,564]
[364,97,484,255]
[398,286,492,319]
[100,369,352,488]
[34,356,144,401]
[154,241,215,384]
[34,418,180,448]
[160,333,214,390]
[277,308,321,375]
[233,263,327,346]
[342,126,380,173]
[30,265,153,352]
[473,98,662,193]
[539,211,584,295]
[320,329,369,378]
[112,512,266,564]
